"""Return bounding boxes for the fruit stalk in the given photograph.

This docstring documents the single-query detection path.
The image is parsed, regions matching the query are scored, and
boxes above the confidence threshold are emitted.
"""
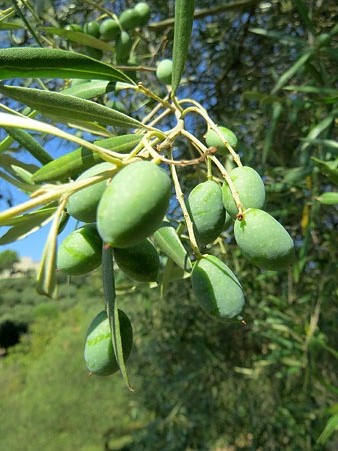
[170,155,202,258]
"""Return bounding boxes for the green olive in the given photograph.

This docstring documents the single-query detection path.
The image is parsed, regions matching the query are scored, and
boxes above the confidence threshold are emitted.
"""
[156,59,173,85]
[97,161,171,248]
[84,309,133,376]
[57,224,102,275]
[191,254,245,322]
[234,209,295,270]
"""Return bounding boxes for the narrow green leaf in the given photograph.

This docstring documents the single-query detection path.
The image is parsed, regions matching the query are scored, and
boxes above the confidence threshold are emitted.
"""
[32,134,142,182]
[301,110,338,150]
[300,138,338,150]
[316,192,338,205]
[4,127,53,165]
[0,47,135,84]
[0,113,127,165]
[10,165,35,185]
[0,85,145,129]
[0,22,23,30]
[283,85,338,96]
[171,0,195,94]
[311,157,338,184]
[42,27,113,52]
[153,219,192,272]
[0,207,55,244]
[102,247,132,390]
[249,27,306,46]
[272,50,313,94]
[36,203,66,298]
[317,414,338,444]
[61,80,114,100]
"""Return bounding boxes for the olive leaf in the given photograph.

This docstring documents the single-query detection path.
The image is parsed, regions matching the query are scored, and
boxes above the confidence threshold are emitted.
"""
[32,134,142,183]
[0,206,56,245]
[36,202,67,299]
[0,47,135,84]
[102,246,133,390]
[4,127,53,165]
[42,27,113,51]
[153,219,192,272]
[61,80,114,100]
[316,192,338,205]
[171,0,195,94]
[0,85,145,129]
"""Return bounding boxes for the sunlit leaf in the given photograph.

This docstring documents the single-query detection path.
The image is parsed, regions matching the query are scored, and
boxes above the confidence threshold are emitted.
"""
[0,206,56,244]
[32,134,142,182]
[171,0,195,94]
[0,47,135,84]
[0,85,145,129]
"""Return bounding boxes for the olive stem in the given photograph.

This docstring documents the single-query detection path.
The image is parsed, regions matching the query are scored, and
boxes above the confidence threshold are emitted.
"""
[211,156,245,218]
[0,169,118,225]
[170,155,202,259]
[180,129,245,217]
[181,106,243,167]
[136,82,175,112]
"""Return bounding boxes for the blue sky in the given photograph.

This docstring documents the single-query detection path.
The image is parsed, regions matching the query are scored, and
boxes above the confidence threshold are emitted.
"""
[0,142,78,262]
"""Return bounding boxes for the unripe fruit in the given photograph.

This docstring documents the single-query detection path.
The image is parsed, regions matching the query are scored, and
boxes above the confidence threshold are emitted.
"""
[97,161,171,248]
[67,162,114,223]
[205,126,238,154]
[57,224,102,275]
[191,255,245,322]
[84,309,133,376]
[156,59,173,85]
[116,31,132,64]
[134,2,151,26]
[222,166,266,218]
[83,21,100,38]
[119,8,142,31]
[234,208,295,270]
[65,24,83,32]
[187,180,225,246]
[99,18,120,41]
[114,239,159,282]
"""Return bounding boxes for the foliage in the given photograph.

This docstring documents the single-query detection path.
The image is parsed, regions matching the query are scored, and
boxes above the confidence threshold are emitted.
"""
[0,249,19,272]
[0,0,337,449]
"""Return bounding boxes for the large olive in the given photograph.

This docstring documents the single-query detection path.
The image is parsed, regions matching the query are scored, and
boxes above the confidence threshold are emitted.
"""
[234,208,295,270]
[205,126,238,154]
[67,162,114,223]
[114,239,160,282]
[222,166,266,218]
[57,224,102,275]
[84,309,133,376]
[191,254,245,322]
[187,180,225,246]
[97,161,171,248]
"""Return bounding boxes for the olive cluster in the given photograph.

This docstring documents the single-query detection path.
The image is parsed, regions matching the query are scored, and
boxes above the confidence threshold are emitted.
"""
[65,2,150,62]
[57,123,295,375]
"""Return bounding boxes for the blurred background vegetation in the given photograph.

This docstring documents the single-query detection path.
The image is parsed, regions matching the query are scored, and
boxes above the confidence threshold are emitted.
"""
[0,0,337,450]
